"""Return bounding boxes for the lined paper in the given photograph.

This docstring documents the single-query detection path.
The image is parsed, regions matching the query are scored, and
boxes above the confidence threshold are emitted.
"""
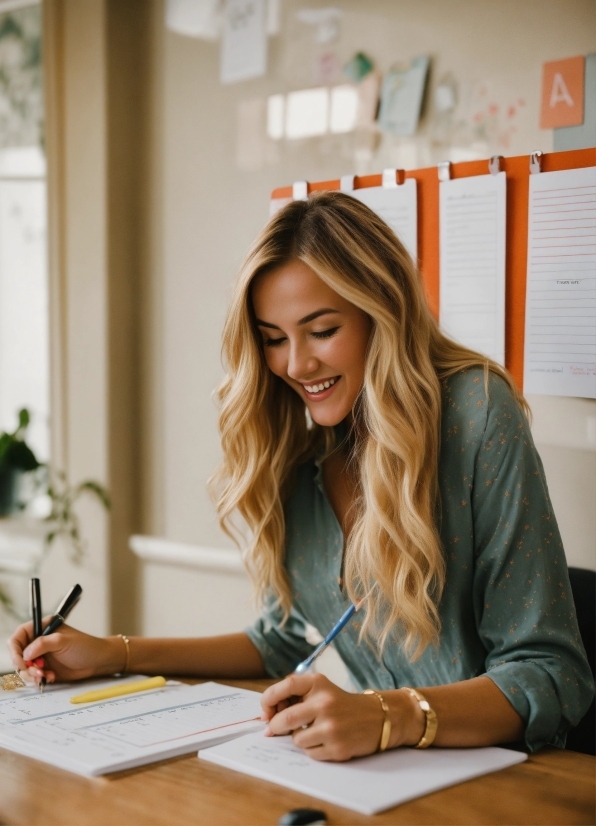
[0,679,263,776]
[351,179,418,263]
[439,172,506,364]
[523,167,596,398]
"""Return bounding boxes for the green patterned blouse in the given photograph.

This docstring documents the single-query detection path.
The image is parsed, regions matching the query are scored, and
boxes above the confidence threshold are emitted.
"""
[246,368,594,752]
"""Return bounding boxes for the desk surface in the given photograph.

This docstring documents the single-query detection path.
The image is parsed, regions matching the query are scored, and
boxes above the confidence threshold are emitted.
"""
[0,678,594,826]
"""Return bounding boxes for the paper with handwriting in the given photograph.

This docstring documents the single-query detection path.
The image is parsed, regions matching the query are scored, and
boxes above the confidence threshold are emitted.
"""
[199,731,527,815]
[523,166,596,398]
[0,678,262,776]
[439,171,506,364]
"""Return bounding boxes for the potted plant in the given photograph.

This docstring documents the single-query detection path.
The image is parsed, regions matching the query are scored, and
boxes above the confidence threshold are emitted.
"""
[0,409,40,516]
[0,408,110,616]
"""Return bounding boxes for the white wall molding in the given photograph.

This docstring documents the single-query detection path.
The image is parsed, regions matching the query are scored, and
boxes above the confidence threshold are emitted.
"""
[129,535,246,576]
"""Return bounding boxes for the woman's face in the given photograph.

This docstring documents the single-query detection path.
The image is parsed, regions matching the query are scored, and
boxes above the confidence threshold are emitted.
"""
[252,259,371,427]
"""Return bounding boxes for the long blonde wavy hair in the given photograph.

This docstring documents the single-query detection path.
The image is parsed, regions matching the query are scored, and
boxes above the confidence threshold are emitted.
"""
[210,191,527,657]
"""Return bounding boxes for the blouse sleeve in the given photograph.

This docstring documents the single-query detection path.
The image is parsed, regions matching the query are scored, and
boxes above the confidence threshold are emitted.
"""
[245,594,317,678]
[472,375,594,751]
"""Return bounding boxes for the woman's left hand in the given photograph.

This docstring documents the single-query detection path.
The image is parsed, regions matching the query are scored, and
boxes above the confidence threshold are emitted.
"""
[261,672,408,762]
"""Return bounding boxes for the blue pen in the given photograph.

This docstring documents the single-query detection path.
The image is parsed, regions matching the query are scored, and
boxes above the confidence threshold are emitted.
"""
[295,603,358,674]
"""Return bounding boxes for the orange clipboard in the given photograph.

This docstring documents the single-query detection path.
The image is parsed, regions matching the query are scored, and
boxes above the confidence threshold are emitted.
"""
[271,148,596,391]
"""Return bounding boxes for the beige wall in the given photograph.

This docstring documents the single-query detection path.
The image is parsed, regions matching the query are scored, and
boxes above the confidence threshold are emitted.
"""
[153,0,596,586]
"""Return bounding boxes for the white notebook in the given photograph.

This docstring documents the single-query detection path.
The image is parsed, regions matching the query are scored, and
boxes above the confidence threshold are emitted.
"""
[199,731,527,816]
[0,677,263,776]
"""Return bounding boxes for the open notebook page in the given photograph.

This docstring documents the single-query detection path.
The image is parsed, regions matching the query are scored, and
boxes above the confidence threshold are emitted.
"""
[0,678,263,776]
[523,166,596,398]
[439,171,506,364]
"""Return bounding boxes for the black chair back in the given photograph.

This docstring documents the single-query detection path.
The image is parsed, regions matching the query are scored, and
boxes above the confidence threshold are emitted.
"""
[566,567,595,755]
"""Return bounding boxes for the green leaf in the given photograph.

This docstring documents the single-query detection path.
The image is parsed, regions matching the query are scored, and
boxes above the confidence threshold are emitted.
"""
[0,17,23,41]
[0,409,37,471]
[0,432,10,464]
[77,480,111,509]
[4,440,40,471]
[17,408,30,430]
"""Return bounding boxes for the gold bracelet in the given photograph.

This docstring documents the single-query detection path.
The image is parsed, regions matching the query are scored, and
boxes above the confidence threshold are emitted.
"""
[117,634,130,673]
[362,689,392,752]
[402,686,438,748]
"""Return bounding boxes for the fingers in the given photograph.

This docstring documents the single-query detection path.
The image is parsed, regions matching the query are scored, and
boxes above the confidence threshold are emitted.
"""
[293,726,355,762]
[265,699,315,736]
[291,724,345,761]
[22,632,64,662]
[261,673,315,719]
[262,697,292,721]
[263,676,373,762]
[16,629,68,684]
[301,743,340,762]
[7,621,35,671]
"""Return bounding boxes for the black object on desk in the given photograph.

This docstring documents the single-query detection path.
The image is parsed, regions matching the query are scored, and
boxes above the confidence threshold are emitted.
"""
[41,583,83,636]
[278,809,327,826]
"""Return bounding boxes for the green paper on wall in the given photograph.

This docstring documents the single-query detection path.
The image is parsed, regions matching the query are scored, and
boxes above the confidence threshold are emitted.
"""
[379,56,429,136]
[343,52,374,83]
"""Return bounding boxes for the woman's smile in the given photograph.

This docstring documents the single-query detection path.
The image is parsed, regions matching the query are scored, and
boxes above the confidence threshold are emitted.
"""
[301,375,340,399]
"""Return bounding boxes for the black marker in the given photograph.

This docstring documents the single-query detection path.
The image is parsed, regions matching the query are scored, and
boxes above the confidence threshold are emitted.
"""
[41,584,83,636]
[29,578,45,693]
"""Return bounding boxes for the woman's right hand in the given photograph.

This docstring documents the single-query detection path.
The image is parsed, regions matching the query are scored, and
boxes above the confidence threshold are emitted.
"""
[7,620,124,685]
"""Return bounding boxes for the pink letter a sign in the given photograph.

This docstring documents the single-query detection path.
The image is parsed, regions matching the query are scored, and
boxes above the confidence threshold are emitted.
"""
[541,56,585,129]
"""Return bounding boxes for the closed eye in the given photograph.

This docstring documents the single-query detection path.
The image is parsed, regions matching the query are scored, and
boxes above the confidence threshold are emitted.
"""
[312,327,340,340]
[263,336,287,347]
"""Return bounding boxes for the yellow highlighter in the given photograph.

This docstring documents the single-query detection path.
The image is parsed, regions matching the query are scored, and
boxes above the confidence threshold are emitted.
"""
[70,676,167,704]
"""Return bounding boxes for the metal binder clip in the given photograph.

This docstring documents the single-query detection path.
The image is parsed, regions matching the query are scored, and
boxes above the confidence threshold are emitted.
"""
[340,174,355,192]
[293,180,309,200]
[382,168,404,188]
[438,161,451,182]
[530,151,543,174]
[489,156,503,175]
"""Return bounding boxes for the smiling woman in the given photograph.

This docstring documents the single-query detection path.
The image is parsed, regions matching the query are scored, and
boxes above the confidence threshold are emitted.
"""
[8,191,594,764]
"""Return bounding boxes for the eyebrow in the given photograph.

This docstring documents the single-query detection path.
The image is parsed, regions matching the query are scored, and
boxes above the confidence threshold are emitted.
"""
[255,308,340,329]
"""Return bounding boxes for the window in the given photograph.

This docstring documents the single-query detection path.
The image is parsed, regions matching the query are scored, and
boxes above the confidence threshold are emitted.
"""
[0,1,48,461]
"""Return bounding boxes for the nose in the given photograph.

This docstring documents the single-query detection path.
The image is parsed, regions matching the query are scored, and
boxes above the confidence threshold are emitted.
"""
[287,339,318,381]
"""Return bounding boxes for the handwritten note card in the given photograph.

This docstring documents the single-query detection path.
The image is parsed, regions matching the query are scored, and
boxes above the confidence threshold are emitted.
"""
[439,172,506,364]
[523,166,596,398]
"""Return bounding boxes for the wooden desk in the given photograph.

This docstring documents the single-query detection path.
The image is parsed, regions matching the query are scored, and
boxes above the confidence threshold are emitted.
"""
[0,679,594,826]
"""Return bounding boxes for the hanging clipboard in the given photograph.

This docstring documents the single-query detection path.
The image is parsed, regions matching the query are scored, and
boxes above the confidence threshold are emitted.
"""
[271,148,596,391]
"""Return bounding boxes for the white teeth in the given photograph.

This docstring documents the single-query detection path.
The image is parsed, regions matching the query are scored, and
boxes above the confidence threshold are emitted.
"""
[304,377,337,394]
